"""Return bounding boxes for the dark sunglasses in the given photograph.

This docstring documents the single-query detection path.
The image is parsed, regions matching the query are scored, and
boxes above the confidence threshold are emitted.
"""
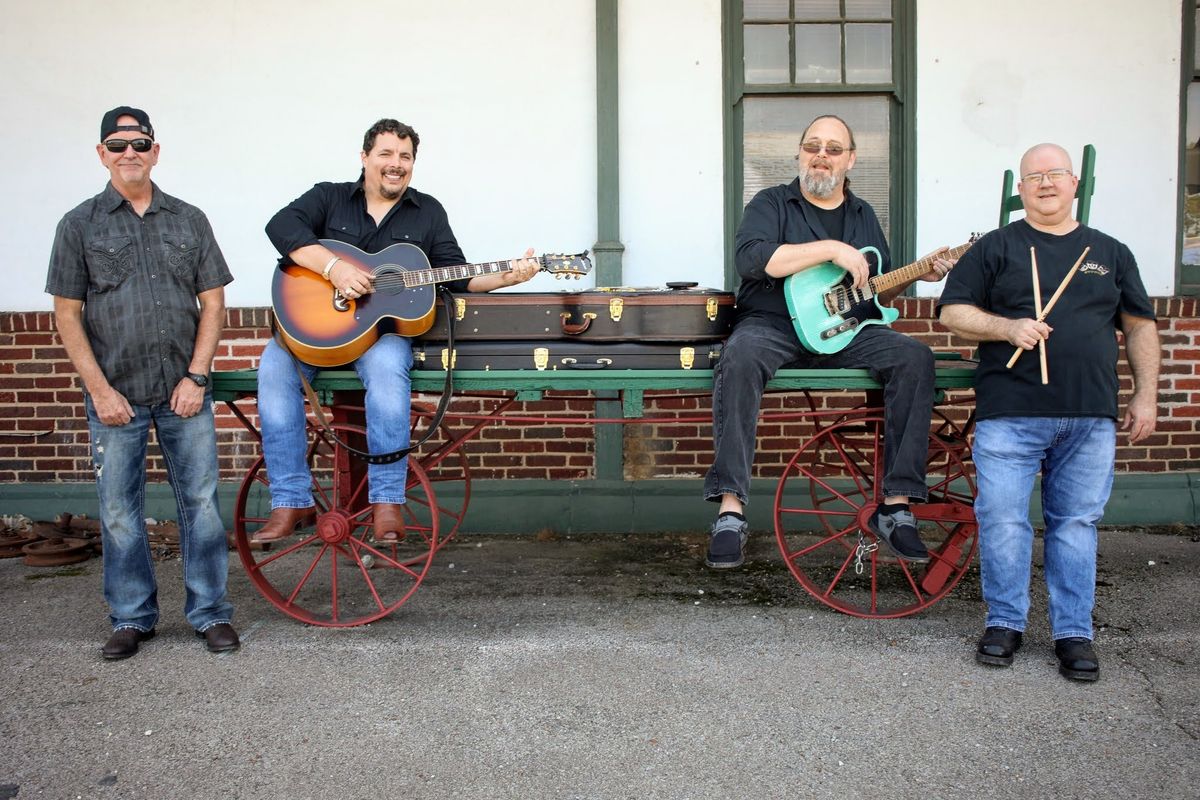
[103,138,154,153]
[800,140,852,157]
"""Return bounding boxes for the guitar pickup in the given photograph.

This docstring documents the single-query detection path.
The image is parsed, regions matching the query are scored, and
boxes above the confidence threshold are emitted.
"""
[820,318,859,340]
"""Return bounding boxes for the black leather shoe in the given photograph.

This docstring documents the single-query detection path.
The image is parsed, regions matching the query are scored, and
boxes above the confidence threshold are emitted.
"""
[102,627,155,660]
[196,623,240,653]
[976,626,1023,666]
[1055,637,1099,682]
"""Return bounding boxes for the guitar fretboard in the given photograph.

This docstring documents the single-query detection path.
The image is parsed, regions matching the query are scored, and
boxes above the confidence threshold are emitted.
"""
[401,259,518,288]
[832,240,976,310]
[866,240,975,296]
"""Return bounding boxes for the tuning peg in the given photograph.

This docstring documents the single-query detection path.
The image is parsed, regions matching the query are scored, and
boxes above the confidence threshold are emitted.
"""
[555,273,563,280]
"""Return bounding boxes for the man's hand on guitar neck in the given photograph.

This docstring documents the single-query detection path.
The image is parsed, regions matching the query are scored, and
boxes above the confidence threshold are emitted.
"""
[467,247,539,292]
[915,246,956,283]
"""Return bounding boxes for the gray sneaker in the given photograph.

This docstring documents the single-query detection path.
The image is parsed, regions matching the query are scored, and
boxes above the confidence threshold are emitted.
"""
[867,507,929,562]
[705,515,748,569]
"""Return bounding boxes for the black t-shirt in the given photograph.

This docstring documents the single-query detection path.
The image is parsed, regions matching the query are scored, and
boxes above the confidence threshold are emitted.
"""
[812,203,846,243]
[936,220,1155,420]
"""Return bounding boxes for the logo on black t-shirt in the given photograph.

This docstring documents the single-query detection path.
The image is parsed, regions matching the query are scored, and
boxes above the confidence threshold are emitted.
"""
[1079,261,1110,276]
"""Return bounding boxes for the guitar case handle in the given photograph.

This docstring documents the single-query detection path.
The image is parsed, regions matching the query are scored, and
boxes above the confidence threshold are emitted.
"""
[560,312,597,335]
[562,357,611,370]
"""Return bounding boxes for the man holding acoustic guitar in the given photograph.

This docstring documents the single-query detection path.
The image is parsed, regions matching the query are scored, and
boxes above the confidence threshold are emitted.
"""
[703,114,956,569]
[253,119,540,544]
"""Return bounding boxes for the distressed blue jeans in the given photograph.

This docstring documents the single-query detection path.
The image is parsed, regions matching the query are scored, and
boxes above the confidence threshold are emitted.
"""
[257,335,413,508]
[705,318,935,505]
[973,416,1116,640]
[85,395,232,633]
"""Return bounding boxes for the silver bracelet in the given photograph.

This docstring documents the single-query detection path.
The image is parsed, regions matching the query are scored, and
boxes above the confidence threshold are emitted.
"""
[321,256,340,281]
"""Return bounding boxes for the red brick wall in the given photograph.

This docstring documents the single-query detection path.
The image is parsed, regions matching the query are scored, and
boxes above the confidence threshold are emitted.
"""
[2,297,1195,484]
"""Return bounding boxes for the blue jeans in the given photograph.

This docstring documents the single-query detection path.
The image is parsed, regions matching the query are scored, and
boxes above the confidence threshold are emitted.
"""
[973,416,1116,640]
[705,317,935,505]
[258,335,413,508]
[85,395,232,633]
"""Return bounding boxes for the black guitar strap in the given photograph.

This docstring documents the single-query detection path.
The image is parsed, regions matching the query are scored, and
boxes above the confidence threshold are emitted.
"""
[272,287,457,465]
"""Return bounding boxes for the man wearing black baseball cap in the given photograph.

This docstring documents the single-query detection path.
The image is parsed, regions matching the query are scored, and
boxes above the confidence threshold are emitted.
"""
[100,105,155,141]
[46,107,239,660]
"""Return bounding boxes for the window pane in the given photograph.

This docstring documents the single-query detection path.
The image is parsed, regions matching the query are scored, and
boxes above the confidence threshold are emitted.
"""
[743,95,892,235]
[744,0,789,20]
[795,24,842,83]
[1183,83,1200,266]
[794,0,841,20]
[1195,7,1200,70]
[744,24,790,84]
[845,23,892,83]
[845,0,892,19]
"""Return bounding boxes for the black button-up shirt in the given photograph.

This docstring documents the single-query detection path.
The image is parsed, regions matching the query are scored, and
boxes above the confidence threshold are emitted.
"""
[733,178,891,323]
[265,178,470,292]
[45,182,233,405]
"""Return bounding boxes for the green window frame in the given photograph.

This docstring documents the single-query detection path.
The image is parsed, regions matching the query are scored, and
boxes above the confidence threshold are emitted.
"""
[723,0,915,290]
[1180,0,1200,295]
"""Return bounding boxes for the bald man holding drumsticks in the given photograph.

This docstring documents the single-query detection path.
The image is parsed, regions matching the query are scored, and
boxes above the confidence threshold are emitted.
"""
[938,143,1160,682]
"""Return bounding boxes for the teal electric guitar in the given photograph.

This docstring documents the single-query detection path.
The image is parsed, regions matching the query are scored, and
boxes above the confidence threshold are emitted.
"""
[783,236,979,354]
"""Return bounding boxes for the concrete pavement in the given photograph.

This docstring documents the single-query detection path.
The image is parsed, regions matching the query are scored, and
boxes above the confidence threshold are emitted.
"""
[1,527,1197,799]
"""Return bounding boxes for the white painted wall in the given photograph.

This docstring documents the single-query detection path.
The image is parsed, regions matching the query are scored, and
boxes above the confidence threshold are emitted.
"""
[914,0,1183,296]
[2,0,598,311]
[618,0,726,290]
[2,1,1186,309]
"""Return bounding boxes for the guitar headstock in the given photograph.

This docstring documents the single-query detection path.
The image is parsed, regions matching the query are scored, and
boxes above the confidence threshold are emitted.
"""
[539,251,592,280]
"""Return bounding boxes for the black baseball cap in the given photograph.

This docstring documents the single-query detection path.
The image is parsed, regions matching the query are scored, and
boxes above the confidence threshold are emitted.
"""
[100,106,154,141]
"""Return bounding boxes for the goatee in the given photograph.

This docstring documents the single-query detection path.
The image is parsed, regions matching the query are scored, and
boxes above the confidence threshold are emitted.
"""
[800,167,838,199]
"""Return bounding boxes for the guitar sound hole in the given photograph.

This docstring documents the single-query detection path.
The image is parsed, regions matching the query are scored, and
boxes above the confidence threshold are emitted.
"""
[374,266,404,295]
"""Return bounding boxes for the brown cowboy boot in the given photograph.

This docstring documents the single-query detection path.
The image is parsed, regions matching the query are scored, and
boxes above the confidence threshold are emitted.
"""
[251,506,316,543]
[372,503,404,542]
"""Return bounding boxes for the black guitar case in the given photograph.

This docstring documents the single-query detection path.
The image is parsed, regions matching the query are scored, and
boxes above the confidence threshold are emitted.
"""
[412,341,723,371]
[417,283,734,343]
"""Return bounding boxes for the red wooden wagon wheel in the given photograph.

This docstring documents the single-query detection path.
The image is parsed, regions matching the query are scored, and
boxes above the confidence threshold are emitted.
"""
[232,422,439,627]
[773,413,977,618]
[409,401,471,549]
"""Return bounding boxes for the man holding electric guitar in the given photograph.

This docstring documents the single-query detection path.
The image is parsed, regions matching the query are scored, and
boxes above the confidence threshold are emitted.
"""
[703,114,956,569]
[253,118,540,543]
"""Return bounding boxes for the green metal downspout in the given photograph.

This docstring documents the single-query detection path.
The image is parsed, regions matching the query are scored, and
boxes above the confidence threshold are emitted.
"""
[594,0,625,480]
[722,0,743,291]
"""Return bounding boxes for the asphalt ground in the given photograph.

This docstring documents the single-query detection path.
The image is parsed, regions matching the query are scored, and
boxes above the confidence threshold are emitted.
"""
[1,527,1197,800]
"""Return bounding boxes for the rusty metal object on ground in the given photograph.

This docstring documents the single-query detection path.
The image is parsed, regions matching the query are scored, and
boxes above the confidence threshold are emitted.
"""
[21,537,93,567]
[0,531,42,558]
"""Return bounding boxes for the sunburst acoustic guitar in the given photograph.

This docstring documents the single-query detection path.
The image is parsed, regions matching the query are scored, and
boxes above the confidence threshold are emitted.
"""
[271,239,592,367]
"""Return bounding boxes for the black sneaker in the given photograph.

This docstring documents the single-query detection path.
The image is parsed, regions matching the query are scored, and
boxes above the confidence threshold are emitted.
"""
[1055,637,1100,682]
[867,507,929,562]
[705,514,748,569]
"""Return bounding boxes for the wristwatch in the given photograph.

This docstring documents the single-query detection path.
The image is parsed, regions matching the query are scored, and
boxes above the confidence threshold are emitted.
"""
[186,372,209,387]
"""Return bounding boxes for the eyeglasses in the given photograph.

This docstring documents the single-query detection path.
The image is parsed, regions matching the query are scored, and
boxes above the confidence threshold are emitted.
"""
[800,140,853,157]
[1020,169,1073,185]
[103,138,154,153]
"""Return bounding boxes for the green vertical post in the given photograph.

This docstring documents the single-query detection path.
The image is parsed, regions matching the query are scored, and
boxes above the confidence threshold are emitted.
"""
[594,0,624,480]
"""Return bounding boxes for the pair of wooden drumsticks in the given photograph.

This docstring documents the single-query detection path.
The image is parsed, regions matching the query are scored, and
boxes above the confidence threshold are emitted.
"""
[1005,245,1091,384]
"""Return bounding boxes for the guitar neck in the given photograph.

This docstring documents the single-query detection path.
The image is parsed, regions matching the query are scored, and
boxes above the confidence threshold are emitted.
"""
[402,258,522,288]
[867,241,974,295]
